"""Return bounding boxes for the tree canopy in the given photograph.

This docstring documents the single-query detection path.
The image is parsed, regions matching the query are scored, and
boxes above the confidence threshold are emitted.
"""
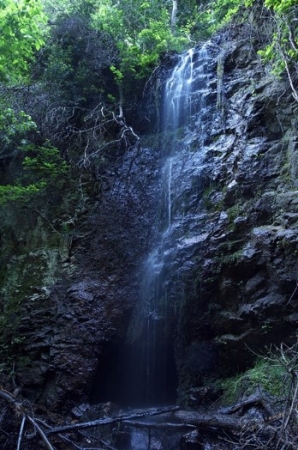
[0,0,46,83]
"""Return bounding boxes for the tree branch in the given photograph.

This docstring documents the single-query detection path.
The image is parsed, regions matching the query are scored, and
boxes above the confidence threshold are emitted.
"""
[17,416,26,450]
[46,406,179,436]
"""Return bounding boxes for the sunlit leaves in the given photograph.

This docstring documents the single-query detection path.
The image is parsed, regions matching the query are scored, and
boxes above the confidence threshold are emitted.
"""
[0,183,46,205]
[264,0,298,13]
[22,143,69,180]
[91,0,188,83]
[0,142,69,205]
[257,0,298,84]
[0,0,47,83]
[0,106,37,150]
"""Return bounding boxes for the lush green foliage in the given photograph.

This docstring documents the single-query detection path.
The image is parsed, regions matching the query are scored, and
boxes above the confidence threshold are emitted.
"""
[183,0,253,37]
[22,143,69,181]
[0,182,46,205]
[265,0,298,13]
[39,13,115,105]
[41,0,95,18]
[91,0,189,81]
[0,0,46,82]
[0,99,69,205]
[0,106,36,149]
[258,0,298,82]
[0,141,69,205]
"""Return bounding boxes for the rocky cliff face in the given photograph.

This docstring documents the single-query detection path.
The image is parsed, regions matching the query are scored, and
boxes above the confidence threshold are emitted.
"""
[1,21,298,410]
[189,29,298,386]
[0,143,161,410]
[171,27,298,399]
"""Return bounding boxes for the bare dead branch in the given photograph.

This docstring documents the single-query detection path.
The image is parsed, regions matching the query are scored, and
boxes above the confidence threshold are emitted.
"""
[46,406,179,436]
[16,415,26,450]
[27,416,56,450]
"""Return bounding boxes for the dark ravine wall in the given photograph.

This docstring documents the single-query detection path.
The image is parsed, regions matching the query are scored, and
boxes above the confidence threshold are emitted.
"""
[1,21,298,411]
[0,143,162,409]
[194,31,298,376]
[175,31,298,399]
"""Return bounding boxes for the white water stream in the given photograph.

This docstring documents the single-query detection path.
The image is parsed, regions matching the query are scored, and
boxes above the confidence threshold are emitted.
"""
[164,48,194,131]
[124,45,213,407]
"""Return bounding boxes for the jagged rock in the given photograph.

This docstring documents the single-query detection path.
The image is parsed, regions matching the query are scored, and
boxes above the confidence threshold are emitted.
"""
[1,22,298,413]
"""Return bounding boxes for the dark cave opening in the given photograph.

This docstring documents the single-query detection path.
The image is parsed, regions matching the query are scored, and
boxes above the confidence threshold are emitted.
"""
[91,338,178,408]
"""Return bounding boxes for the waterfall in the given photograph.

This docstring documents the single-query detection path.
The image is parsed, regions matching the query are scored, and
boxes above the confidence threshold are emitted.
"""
[93,44,215,408]
[122,45,213,407]
[164,48,194,132]
[163,46,209,135]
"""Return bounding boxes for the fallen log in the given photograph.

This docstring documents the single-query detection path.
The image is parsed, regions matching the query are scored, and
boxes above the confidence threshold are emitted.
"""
[172,410,247,431]
[45,405,179,436]
[45,406,275,440]
[123,410,247,432]
[122,420,196,429]
[218,390,275,417]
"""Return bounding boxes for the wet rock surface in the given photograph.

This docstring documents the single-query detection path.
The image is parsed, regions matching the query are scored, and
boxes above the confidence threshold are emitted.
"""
[1,21,298,414]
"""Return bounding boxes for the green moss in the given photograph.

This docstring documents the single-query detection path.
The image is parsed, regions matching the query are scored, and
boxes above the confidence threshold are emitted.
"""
[220,358,287,404]
[227,203,241,222]
[0,224,62,367]
[202,183,223,211]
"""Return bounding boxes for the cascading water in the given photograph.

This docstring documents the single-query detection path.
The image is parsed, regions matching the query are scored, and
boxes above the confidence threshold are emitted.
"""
[122,44,214,407]
[93,44,216,412]
[163,48,194,132]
